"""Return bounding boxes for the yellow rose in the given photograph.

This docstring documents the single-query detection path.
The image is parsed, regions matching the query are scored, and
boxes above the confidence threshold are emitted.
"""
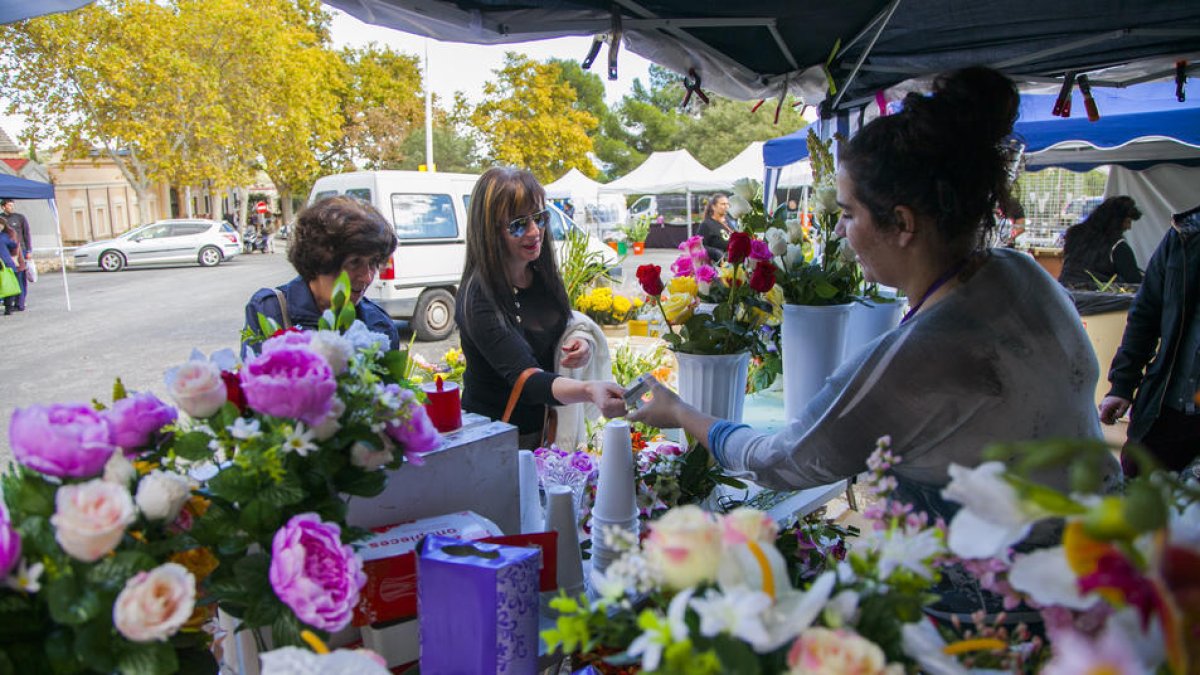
[668,275,698,296]
[644,505,722,590]
[660,292,696,324]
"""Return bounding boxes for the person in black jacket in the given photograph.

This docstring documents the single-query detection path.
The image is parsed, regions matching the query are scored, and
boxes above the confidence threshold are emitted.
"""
[455,167,625,448]
[1100,203,1200,476]
[1058,195,1143,288]
[697,193,737,262]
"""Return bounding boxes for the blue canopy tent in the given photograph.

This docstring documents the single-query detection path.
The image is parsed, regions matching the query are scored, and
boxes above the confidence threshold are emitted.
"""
[0,174,73,309]
[0,0,93,24]
[762,131,816,212]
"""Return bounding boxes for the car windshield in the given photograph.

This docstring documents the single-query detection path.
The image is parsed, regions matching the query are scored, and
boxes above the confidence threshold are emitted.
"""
[120,225,156,239]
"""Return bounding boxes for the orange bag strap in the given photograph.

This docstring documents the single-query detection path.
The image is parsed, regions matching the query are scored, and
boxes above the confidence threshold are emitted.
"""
[501,367,542,423]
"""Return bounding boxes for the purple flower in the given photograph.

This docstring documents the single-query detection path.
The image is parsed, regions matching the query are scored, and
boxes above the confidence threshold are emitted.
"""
[749,238,773,262]
[260,330,313,353]
[696,265,718,284]
[10,404,116,478]
[105,393,178,455]
[240,348,336,426]
[0,504,20,578]
[269,513,365,632]
[670,255,695,278]
[569,451,596,475]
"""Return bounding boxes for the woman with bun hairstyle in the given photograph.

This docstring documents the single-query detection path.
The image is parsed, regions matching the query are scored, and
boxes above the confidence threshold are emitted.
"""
[456,167,626,449]
[1058,195,1144,288]
[631,67,1119,521]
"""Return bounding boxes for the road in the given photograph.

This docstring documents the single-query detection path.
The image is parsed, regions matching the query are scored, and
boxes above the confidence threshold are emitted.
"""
[0,248,460,466]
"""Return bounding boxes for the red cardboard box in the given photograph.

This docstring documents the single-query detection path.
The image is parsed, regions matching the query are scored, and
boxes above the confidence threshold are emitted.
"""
[353,511,559,626]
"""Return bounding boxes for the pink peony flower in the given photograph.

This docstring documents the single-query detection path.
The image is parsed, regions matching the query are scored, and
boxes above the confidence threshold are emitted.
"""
[51,479,136,562]
[695,265,718,284]
[260,330,313,353]
[240,347,337,426]
[385,407,440,465]
[113,562,196,642]
[105,392,177,454]
[11,404,116,478]
[0,504,20,578]
[269,513,365,632]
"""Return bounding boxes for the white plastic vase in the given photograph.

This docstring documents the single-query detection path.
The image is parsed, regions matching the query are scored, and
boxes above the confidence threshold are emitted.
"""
[844,298,905,362]
[782,303,853,423]
[674,350,751,423]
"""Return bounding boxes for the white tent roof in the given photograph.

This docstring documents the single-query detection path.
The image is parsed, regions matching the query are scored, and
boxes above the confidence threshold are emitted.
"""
[601,149,727,194]
[544,168,602,201]
[711,141,812,188]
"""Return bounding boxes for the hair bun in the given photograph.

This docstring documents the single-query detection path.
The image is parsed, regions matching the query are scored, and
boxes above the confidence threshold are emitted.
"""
[929,67,1019,146]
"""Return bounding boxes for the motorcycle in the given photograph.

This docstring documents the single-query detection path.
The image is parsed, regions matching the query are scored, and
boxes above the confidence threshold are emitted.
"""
[242,229,259,254]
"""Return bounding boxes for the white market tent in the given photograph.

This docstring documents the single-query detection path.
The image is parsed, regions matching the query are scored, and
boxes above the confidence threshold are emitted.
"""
[711,141,813,188]
[542,168,627,231]
[600,149,727,238]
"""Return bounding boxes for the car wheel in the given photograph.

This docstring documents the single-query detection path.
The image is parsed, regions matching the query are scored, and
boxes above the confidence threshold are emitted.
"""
[412,288,456,341]
[198,246,222,267]
[99,250,125,272]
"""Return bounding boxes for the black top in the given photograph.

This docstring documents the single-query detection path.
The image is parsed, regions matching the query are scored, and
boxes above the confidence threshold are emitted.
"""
[242,276,400,357]
[1059,231,1143,288]
[697,216,736,262]
[456,268,567,434]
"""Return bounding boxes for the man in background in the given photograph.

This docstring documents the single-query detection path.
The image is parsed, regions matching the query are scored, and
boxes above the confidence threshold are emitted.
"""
[1,199,31,311]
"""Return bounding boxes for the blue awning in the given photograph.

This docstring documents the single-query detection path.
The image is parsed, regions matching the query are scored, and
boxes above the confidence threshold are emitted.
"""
[0,174,56,199]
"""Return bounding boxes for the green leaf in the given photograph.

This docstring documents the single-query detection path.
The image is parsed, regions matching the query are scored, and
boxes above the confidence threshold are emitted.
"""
[335,467,387,497]
[207,467,257,504]
[337,304,357,331]
[4,472,56,518]
[74,617,117,671]
[258,477,306,508]
[257,312,281,340]
[1123,481,1168,532]
[271,611,306,647]
[381,349,410,383]
[238,498,283,538]
[115,640,178,675]
[45,576,103,626]
[242,598,284,629]
[87,551,156,587]
[233,553,271,591]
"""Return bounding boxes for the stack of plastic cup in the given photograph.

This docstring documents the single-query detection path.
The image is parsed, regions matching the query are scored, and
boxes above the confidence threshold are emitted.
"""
[544,485,586,605]
[518,450,543,534]
[590,420,640,575]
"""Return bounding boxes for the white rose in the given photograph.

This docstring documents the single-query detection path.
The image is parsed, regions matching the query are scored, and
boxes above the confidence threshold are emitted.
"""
[113,562,196,642]
[103,451,137,488]
[350,440,394,471]
[784,243,807,268]
[135,470,192,522]
[720,508,779,546]
[765,227,789,257]
[786,219,806,243]
[309,331,354,376]
[643,505,722,591]
[164,360,227,419]
[51,479,136,562]
[311,397,345,441]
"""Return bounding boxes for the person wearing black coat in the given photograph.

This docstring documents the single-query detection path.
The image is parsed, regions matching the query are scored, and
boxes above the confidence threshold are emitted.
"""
[1058,196,1143,288]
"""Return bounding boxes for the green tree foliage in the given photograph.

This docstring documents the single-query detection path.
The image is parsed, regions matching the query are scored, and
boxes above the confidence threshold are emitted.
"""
[396,126,481,174]
[471,53,598,183]
[679,97,808,169]
[548,58,639,181]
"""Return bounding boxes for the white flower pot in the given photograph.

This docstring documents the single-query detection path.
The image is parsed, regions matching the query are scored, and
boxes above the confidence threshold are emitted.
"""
[674,350,751,423]
[782,303,853,423]
[844,298,905,362]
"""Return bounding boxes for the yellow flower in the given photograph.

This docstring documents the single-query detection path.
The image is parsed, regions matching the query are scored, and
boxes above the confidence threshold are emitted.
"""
[668,275,698,296]
[575,294,591,312]
[613,295,632,316]
[661,292,696,324]
[170,546,220,582]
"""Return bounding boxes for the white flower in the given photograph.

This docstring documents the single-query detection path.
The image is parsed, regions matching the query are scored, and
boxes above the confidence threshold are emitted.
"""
[282,424,318,457]
[720,508,779,546]
[690,587,772,649]
[942,462,1045,559]
[227,417,262,440]
[784,243,807,268]
[51,479,136,562]
[102,451,137,487]
[731,177,759,204]
[759,570,836,653]
[900,621,968,675]
[164,359,227,419]
[1008,547,1098,610]
[727,194,752,219]
[1043,625,1145,675]
[764,227,789,257]
[786,219,806,244]
[311,397,345,441]
[260,646,390,675]
[822,589,860,627]
[344,321,390,353]
[628,588,693,672]
[349,440,393,471]
[113,562,196,642]
[644,505,722,591]
[1169,500,1200,549]
[309,331,354,376]
[135,470,192,523]
[860,525,943,581]
[7,559,44,593]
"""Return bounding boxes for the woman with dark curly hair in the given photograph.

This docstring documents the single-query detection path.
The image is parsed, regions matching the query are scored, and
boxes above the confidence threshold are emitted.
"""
[242,196,399,354]
[631,67,1119,521]
[456,167,625,448]
[1058,195,1143,288]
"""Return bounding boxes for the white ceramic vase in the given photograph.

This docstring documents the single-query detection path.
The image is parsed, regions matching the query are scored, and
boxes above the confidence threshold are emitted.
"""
[674,350,751,423]
[782,303,853,423]
[844,298,905,362]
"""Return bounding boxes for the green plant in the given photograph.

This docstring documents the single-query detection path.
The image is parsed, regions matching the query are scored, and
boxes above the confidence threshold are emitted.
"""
[621,214,651,243]
[610,341,672,388]
[559,226,615,305]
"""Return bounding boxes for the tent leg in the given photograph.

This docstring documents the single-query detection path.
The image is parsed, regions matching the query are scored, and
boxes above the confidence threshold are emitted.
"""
[686,189,693,240]
[50,199,71,312]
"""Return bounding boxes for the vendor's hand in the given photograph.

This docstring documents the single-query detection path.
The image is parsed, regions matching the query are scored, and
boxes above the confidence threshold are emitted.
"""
[560,337,592,369]
[1099,395,1132,425]
[627,379,686,429]
[588,381,627,419]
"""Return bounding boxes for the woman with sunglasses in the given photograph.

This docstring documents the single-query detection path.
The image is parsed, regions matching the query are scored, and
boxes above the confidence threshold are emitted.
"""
[457,167,626,448]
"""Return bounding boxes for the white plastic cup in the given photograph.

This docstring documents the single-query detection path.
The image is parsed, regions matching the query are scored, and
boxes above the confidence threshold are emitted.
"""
[593,420,637,522]
[545,485,585,595]
[518,450,542,534]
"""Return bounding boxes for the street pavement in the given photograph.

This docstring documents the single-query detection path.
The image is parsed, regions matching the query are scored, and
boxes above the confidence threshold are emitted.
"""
[0,244,680,467]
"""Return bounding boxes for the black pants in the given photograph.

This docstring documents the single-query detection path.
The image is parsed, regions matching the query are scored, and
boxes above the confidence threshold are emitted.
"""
[1121,405,1200,477]
[2,295,15,314]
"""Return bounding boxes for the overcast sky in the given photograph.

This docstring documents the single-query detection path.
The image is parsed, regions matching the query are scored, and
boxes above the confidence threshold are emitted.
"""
[0,7,653,144]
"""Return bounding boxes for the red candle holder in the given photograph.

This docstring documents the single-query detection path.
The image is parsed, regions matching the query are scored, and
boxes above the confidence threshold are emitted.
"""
[423,376,462,433]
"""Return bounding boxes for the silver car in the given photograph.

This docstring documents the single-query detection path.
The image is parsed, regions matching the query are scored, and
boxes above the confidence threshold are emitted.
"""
[74,219,241,272]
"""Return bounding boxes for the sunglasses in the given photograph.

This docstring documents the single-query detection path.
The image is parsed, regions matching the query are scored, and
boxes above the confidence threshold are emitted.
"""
[505,209,550,238]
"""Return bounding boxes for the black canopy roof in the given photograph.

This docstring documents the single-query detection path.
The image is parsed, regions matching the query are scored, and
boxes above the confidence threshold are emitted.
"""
[325,0,1200,108]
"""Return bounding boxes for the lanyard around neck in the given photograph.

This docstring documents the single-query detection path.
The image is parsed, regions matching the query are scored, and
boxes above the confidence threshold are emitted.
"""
[900,258,969,325]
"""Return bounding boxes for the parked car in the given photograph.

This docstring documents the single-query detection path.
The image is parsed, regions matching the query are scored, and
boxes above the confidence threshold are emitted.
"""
[1056,196,1105,229]
[308,170,619,341]
[74,219,241,272]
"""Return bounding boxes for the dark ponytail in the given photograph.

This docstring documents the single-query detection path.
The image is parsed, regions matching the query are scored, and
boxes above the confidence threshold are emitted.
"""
[840,67,1019,255]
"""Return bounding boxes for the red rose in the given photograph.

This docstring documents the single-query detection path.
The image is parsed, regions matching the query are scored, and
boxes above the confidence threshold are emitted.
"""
[221,370,248,414]
[727,231,751,264]
[748,261,776,293]
[636,264,665,297]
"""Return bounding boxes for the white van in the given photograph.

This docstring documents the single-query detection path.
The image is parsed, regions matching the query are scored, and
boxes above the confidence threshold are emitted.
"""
[308,170,618,341]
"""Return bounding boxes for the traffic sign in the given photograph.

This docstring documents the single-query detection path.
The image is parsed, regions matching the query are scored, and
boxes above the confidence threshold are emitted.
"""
[255,201,268,214]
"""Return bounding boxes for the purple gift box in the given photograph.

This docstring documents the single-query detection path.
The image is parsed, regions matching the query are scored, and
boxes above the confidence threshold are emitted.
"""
[418,535,541,674]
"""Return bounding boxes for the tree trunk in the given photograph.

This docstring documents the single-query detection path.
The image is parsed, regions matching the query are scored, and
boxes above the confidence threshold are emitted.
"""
[183,185,194,217]
[236,186,250,232]
[278,185,295,228]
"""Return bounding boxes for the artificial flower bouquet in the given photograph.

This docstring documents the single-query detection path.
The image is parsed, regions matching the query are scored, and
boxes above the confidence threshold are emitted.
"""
[0,274,438,671]
[576,287,644,326]
[635,233,780,356]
